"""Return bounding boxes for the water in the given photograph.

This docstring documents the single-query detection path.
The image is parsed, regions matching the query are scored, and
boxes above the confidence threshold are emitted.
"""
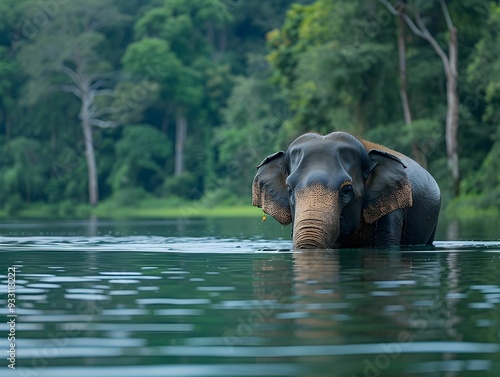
[1,217,500,377]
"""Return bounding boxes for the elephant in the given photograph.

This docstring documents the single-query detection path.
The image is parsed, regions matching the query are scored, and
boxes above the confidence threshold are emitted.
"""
[252,131,441,249]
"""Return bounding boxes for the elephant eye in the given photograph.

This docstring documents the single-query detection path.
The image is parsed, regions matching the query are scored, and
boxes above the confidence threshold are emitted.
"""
[340,184,353,201]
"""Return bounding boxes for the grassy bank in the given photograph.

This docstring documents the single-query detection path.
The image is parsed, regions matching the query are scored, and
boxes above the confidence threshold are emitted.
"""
[94,203,263,219]
[0,198,264,219]
[4,194,499,220]
[446,197,500,219]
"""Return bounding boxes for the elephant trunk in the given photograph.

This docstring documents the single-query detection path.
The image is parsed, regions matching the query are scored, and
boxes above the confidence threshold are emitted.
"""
[293,184,339,249]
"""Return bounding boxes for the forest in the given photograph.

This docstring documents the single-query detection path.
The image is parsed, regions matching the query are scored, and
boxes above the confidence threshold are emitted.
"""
[0,0,499,218]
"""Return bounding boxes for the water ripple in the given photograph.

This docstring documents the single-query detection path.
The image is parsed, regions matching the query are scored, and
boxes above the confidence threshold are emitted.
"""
[1,236,500,253]
[0,236,292,253]
[15,364,305,377]
[152,342,500,357]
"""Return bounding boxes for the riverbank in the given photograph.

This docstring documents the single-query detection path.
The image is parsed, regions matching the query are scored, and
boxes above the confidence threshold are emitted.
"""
[2,196,498,220]
[0,198,264,219]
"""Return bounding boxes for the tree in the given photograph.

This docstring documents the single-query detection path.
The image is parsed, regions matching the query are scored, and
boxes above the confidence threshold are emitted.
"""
[454,3,500,211]
[0,0,29,141]
[380,0,460,195]
[0,137,47,204]
[109,124,170,195]
[217,75,287,197]
[395,8,428,167]
[0,46,18,140]
[267,1,397,137]
[467,3,500,127]
[126,0,231,177]
[0,0,495,214]
[18,0,127,206]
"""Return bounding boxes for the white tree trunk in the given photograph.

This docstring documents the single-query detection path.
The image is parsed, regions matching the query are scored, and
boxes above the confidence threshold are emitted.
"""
[446,26,460,196]
[175,108,187,176]
[398,15,412,126]
[379,0,460,196]
[380,0,461,195]
[81,91,99,206]
[397,16,427,168]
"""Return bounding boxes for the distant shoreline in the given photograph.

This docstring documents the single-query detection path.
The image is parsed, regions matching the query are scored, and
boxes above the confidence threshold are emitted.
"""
[1,199,498,220]
[0,201,263,220]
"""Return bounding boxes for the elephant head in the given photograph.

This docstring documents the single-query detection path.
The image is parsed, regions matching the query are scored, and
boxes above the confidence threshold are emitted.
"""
[252,132,413,249]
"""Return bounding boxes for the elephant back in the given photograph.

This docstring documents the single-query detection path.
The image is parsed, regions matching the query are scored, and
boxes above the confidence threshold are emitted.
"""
[360,138,441,245]
[399,155,441,245]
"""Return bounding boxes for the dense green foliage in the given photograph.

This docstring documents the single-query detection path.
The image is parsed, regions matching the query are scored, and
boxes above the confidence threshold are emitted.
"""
[0,0,499,217]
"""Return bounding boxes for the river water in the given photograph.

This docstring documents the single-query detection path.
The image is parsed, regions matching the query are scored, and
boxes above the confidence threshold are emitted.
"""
[1,217,500,376]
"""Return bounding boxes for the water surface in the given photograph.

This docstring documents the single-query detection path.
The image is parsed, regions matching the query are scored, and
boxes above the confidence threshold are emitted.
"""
[1,217,500,376]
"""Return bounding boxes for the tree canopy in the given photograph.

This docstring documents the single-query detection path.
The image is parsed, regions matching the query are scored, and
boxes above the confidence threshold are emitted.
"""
[0,0,498,217]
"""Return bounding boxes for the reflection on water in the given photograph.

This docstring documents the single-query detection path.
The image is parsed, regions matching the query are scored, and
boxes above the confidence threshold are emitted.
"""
[0,218,499,376]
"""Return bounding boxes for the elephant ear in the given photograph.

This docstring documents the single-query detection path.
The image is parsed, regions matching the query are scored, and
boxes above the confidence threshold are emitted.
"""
[252,151,292,225]
[362,149,413,224]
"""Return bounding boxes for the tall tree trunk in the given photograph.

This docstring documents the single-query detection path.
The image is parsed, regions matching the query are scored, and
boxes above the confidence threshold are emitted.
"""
[397,14,427,168]
[446,26,459,196]
[81,93,99,206]
[397,16,412,126]
[175,108,187,176]
[51,130,57,151]
[206,20,215,49]
[380,0,460,195]
[5,112,11,141]
[219,27,227,52]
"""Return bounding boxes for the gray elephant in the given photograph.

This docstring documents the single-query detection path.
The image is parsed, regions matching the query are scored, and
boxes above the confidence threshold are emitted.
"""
[252,132,441,249]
